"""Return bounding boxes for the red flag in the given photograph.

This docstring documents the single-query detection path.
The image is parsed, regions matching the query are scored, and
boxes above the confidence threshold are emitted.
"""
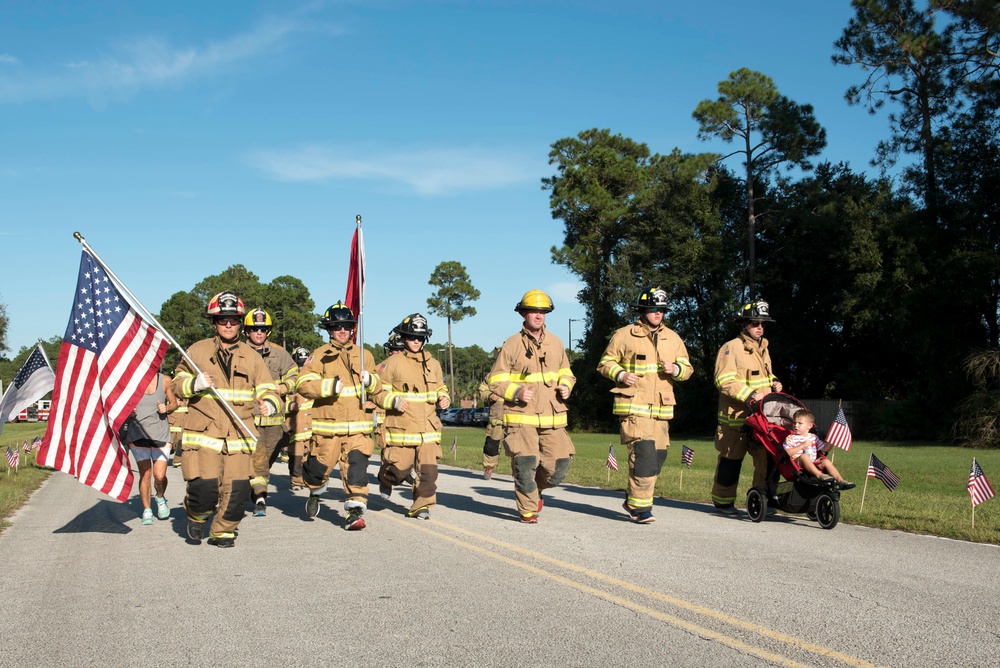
[37,251,168,502]
[345,225,365,338]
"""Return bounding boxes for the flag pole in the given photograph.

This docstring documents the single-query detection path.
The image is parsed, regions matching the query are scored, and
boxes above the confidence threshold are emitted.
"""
[859,454,871,513]
[355,215,366,406]
[71,232,257,442]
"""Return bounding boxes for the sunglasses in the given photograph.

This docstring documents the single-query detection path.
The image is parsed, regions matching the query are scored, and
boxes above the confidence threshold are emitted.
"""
[747,320,765,327]
[402,334,425,341]
[645,307,666,314]
[247,326,270,333]
[215,317,240,326]
[328,323,352,331]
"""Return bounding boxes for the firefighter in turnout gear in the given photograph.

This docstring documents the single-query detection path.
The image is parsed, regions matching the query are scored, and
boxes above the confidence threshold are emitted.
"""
[479,347,504,480]
[287,346,313,490]
[598,287,693,523]
[295,303,379,530]
[488,290,575,523]
[172,292,281,548]
[243,309,298,516]
[373,332,405,453]
[373,314,450,519]
[711,300,782,513]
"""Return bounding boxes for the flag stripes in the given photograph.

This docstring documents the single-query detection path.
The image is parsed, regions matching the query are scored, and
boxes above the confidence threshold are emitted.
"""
[866,453,899,491]
[968,458,995,507]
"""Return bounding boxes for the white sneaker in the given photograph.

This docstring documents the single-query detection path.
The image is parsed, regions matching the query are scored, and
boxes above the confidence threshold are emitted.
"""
[154,496,169,520]
[141,508,154,525]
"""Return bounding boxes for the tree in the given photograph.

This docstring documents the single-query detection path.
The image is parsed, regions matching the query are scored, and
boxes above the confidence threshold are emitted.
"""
[692,68,827,299]
[426,261,480,398]
[0,298,7,356]
[832,0,951,224]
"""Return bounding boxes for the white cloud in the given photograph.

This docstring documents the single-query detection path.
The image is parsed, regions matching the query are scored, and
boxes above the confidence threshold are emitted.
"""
[546,281,583,306]
[0,17,307,105]
[0,54,20,65]
[247,144,541,195]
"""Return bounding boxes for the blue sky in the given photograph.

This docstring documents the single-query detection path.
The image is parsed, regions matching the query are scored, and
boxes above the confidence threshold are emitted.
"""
[0,1,890,358]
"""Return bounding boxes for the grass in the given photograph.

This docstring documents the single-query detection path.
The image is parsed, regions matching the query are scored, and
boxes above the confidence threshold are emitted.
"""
[441,428,1000,545]
[3,423,997,544]
[0,423,51,534]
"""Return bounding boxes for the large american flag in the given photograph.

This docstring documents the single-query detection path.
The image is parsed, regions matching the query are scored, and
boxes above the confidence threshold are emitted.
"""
[825,405,853,451]
[968,459,996,508]
[867,453,900,491]
[606,444,619,472]
[36,250,169,502]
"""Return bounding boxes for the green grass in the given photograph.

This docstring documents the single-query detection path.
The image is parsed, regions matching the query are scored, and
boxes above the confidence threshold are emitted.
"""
[441,428,1000,545]
[0,423,51,534]
[4,423,998,544]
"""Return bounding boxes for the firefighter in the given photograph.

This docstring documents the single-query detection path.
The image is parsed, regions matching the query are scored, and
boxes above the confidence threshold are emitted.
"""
[711,300,783,514]
[287,346,313,490]
[488,290,575,523]
[373,332,405,454]
[598,287,693,523]
[479,347,503,480]
[172,292,281,548]
[373,314,450,519]
[243,308,297,517]
[295,303,379,530]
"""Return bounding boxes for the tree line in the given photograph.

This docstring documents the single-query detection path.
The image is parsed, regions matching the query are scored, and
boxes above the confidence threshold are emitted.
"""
[548,0,1000,443]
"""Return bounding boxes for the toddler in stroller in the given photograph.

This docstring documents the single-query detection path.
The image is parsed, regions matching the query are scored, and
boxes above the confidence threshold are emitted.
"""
[742,393,852,529]
[784,409,855,490]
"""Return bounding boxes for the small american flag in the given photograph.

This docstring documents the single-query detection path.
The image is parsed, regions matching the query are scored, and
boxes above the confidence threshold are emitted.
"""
[825,405,852,451]
[6,446,18,469]
[606,444,619,472]
[968,459,996,507]
[681,445,694,468]
[31,435,42,449]
[22,440,30,454]
[867,453,899,491]
[450,436,457,455]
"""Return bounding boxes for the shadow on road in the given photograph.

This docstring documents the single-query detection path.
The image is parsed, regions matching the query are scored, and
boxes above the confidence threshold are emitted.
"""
[53,499,134,534]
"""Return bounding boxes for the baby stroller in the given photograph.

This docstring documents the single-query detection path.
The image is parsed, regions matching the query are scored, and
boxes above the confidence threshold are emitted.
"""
[741,393,842,529]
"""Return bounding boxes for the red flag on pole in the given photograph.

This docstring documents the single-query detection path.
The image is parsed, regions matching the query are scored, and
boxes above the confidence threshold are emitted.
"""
[37,250,169,502]
[345,222,366,341]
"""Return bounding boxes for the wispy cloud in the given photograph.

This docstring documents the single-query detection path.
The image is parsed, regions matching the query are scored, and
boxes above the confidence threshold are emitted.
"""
[247,144,541,195]
[0,17,309,105]
[0,54,20,65]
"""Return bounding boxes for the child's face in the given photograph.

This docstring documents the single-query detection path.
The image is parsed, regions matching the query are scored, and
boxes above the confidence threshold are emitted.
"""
[793,416,814,436]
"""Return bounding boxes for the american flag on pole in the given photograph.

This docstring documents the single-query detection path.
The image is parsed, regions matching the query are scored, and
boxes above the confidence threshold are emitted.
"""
[606,444,619,472]
[36,250,169,502]
[0,344,55,437]
[681,445,694,468]
[31,435,42,449]
[968,458,996,507]
[22,440,30,454]
[450,435,457,455]
[345,223,365,341]
[867,453,900,491]
[825,405,853,451]
[6,446,19,469]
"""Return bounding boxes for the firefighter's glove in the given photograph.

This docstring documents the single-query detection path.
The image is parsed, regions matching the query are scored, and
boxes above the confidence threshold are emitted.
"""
[333,376,343,395]
[193,373,211,393]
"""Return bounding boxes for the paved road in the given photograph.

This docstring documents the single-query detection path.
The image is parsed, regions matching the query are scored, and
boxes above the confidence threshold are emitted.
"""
[1,461,998,667]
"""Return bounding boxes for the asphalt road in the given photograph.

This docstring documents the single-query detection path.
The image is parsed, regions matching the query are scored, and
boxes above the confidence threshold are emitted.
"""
[1,460,998,668]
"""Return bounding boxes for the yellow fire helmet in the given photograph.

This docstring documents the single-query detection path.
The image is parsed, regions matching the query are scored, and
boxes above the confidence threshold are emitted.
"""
[514,289,554,313]
[244,309,273,328]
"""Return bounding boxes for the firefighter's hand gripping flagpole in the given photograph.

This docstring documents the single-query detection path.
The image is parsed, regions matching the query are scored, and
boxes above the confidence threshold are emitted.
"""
[71,232,257,442]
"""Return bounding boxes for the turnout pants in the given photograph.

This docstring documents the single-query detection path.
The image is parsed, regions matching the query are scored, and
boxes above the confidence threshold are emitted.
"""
[711,423,767,508]
[378,440,443,513]
[181,443,253,540]
[251,424,289,499]
[619,415,669,511]
[482,422,504,471]
[303,433,372,505]
[504,425,575,519]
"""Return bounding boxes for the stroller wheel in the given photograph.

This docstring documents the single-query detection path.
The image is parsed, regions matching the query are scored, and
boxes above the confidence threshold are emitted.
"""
[815,493,840,530]
[746,488,767,523]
